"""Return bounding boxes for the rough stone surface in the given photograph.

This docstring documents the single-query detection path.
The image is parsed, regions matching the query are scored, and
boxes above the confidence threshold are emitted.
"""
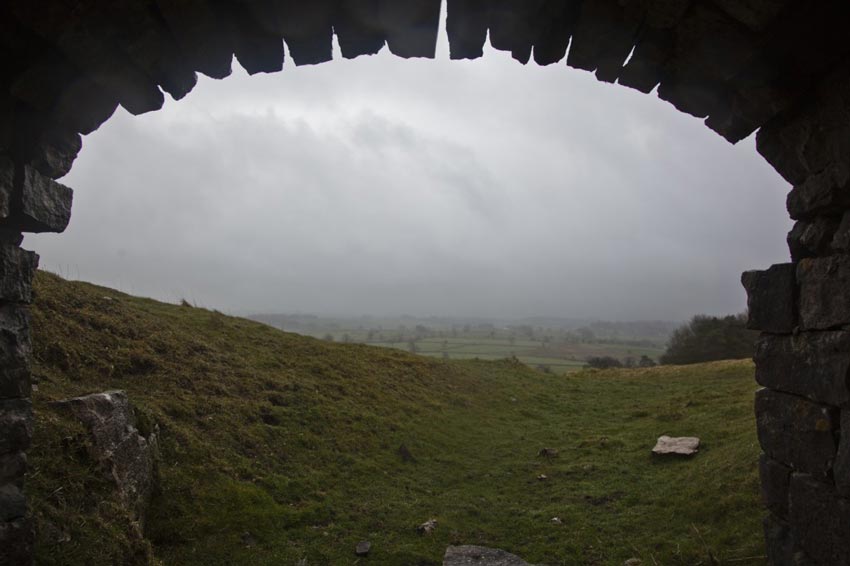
[833,210,850,252]
[797,256,850,330]
[0,516,33,566]
[51,390,158,522]
[760,454,792,519]
[0,483,26,521]
[787,218,839,261]
[0,451,26,486]
[763,513,796,566]
[754,331,850,406]
[0,398,32,455]
[443,545,532,566]
[741,264,796,333]
[355,540,371,556]
[833,410,850,496]
[0,245,37,303]
[789,474,850,565]
[31,127,82,180]
[0,156,12,220]
[755,388,837,476]
[651,435,700,456]
[16,165,73,233]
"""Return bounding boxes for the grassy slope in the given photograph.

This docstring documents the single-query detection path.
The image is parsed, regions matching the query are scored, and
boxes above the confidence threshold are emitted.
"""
[27,272,764,565]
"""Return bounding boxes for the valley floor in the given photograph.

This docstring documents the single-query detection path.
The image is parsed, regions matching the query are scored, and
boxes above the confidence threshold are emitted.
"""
[27,272,764,565]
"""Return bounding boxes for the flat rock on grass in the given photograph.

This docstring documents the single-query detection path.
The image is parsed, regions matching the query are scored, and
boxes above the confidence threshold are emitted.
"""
[444,545,532,565]
[652,435,700,456]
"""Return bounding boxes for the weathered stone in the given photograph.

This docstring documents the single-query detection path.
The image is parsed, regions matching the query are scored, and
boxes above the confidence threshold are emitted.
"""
[0,483,26,521]
[757,63,850,188]
[755,388,837,475]
[713,0,793,31]
[0,369,30,401]
[0,516,33,566]
[51,391,157,522]
[31,127,82,180]
[789,474,850,565]
[833,410,850,496]
[0,304,31,399]
[16,165,73,233]
[787,164,850,220]
[381,0,441,59]
[797,256,850,330]
[0,452,26,486]
[618,27,673,94]
[52,76,120,135]
[355,540,371,556]
[334,0,387,59]
[763,513,796,566]
[831,210,850,252]
[0,156,12,221]
[0,244,38,303]
[0,399,32,455]
[651,435,700,456]
[753,332,850,406]
[446,0,487,60]
[154,0,235,79]
[568,0,640,82]
[741,264,796,333]
[760,454,792,519]
[443,545,531,566]
[787,218,839,262]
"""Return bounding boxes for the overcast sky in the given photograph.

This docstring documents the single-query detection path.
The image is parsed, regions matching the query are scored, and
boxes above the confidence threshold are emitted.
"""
[26,12,792,321]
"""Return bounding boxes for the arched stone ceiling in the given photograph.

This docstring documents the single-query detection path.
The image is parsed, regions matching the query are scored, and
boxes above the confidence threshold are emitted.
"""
[1,0,849,187]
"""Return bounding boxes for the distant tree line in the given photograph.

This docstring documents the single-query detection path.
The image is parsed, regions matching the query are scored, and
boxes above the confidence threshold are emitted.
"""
[659,313,757,365]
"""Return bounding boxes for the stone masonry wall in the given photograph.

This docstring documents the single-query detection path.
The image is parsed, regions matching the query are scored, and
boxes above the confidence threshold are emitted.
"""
[746,61,850,565]
[2,1,850,564]
[0,107,73,565]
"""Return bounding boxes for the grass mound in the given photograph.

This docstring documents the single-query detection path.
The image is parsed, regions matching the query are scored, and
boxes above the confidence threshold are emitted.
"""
[27,271,764,565]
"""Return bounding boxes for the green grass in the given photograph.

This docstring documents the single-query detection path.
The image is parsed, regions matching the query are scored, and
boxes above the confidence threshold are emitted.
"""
[27,271,764,565]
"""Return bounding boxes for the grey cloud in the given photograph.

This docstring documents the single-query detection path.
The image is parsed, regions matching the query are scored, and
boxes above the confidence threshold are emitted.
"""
[26,34,792,321]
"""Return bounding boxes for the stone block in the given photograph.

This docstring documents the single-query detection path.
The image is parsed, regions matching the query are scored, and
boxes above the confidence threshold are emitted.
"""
[755,388,837,475]
[760,454,792,519]
[763,513,795,566]
[787,218,839,261]
[0,452,26,487]
[741,264,796,333]
[0,246,38,303]
[0,399,33,455]
[787,163,850,220]
[0,484,26,522]
[31,127,82,180]
[797,256,850,330]
[16,165,73,233]
[831,210,850,251]
[789,473,850,565]
[0,516,33,566]
[0,156,12,220]
[754,331,850,406]
[833,410,850,496]
[0,369,30,401]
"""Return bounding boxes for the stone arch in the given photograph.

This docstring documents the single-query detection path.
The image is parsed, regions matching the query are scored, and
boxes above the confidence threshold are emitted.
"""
[2,1,850,564]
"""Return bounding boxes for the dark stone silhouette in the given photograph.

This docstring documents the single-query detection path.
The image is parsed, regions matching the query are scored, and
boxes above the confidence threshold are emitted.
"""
[1,1,850,563]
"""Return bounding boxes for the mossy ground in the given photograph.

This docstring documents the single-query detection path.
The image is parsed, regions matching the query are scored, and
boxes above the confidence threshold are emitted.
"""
[27,271,764,565]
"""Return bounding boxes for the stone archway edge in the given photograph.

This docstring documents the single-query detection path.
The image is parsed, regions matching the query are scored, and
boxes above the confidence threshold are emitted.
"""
[2,1,850,564]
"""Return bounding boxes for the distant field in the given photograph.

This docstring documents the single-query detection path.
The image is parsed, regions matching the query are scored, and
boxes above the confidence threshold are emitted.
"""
[28,272,762,566]
[338,335,665,374]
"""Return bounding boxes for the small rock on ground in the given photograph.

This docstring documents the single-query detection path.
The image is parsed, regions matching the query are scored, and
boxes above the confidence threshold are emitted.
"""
[418,518,438,535]
[355,540,371,556]
[624,559,642,566]
[443,545,532,565]
[652,435,700,456]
